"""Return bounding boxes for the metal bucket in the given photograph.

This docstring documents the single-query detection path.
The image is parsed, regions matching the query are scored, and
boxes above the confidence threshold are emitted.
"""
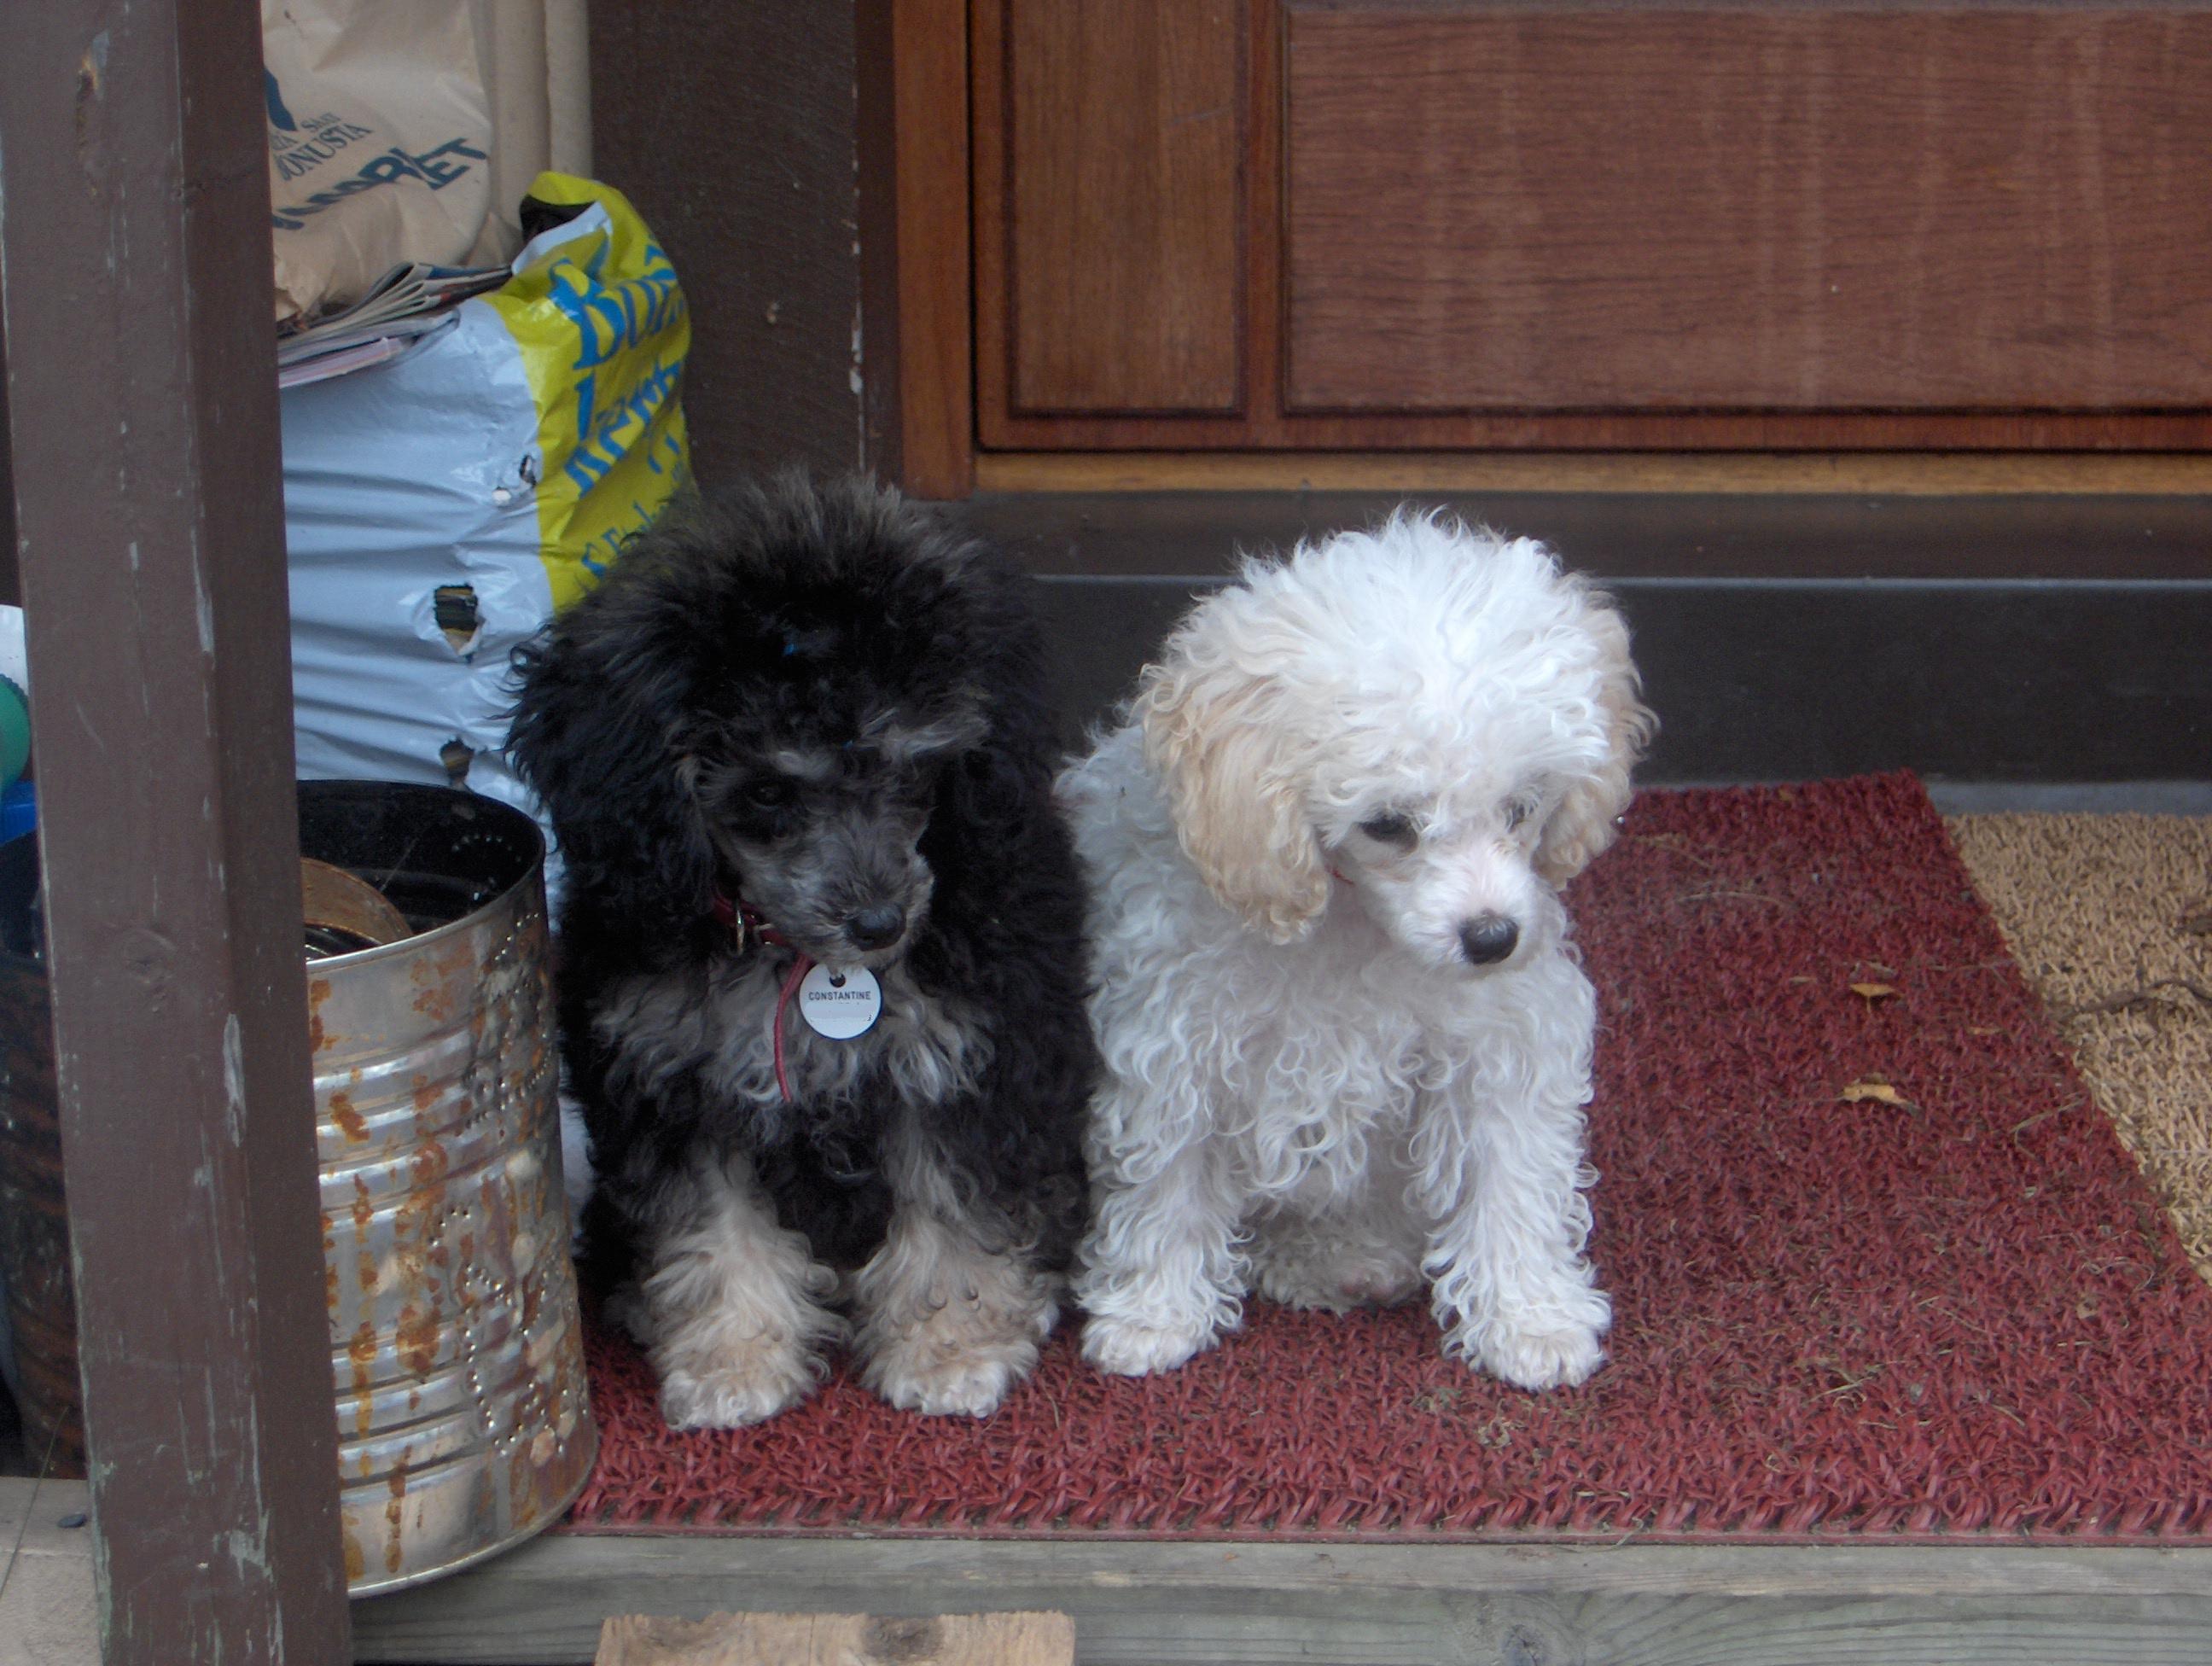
[302,781,595,1594]
[0,785,592,1586]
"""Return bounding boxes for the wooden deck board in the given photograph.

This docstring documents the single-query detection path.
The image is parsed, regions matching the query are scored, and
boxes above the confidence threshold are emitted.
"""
[11,1477,2207,1662]
[351,1525,2212,1666]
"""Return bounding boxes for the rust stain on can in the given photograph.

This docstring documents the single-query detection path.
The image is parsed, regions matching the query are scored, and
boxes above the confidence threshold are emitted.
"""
[349,1173,374,1235]
[347,1321,376,1374]
[346,1320,376,1437]
[509,1445,541,1529]
[328,1088,369,1143]
[385,1479,410,1575]
[393,1303,439,1378]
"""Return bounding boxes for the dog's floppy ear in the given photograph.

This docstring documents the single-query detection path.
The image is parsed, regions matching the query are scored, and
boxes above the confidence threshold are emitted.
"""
[1534,594,1657,887]
[508,601,716,941]
[1135,640,1328,945]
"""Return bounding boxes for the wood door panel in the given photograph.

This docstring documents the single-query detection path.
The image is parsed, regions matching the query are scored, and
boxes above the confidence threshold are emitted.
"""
[1285,3,2212,415]
[992,0,1245,416]
[955,1,2212,457]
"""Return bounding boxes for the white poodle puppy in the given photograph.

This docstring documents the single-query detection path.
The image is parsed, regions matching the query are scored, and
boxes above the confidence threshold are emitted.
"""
[1058,513,1654,1391]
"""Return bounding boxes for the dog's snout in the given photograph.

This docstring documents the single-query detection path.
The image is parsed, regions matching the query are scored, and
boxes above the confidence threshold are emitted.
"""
[1457,913,1519,966]
[846,904,908,950]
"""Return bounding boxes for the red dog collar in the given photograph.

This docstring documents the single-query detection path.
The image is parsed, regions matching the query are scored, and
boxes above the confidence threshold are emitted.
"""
[711,889,812,1102]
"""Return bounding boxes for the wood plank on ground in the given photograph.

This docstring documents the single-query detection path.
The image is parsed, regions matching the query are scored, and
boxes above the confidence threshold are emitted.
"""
[595,1611,1072,1666]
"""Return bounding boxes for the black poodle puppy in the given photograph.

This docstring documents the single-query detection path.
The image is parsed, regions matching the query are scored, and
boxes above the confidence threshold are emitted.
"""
[509,474,1094,1426]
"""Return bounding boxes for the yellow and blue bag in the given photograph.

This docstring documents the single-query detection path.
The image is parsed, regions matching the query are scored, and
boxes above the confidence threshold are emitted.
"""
[282,173,690,838]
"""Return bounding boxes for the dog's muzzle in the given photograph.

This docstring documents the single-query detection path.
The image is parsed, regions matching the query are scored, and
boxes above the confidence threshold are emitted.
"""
[845,904,907,952]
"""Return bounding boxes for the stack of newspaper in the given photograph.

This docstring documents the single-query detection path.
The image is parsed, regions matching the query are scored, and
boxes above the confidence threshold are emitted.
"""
[276,262,511,388]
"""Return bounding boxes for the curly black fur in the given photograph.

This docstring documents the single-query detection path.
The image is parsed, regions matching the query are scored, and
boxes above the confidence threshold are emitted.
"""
[509,474,1094,1293]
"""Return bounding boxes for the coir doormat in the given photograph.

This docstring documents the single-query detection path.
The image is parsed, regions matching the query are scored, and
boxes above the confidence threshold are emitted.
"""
[563,774,2212,1542]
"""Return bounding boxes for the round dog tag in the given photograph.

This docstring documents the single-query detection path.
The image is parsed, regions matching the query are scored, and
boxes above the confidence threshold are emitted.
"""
[797,964,882,1039]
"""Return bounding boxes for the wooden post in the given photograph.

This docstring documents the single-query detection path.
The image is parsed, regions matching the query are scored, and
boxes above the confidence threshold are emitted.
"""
[0,0,352,1660]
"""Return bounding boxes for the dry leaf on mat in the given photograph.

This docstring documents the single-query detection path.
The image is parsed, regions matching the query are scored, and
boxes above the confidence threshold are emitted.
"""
[1840,1080,1916,1109]
[1850,982,1901,1003]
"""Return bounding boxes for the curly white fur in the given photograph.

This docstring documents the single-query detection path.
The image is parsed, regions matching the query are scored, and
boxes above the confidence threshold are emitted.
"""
[1059,514,1655,1391]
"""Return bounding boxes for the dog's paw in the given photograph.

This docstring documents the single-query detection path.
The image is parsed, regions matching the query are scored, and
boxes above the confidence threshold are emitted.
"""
[855,1248,1057,1417]
[867,1343,1033,1418]
[1080,1313,1219,1377]
[1476,1319,1606,1392]
[1456,1284,1611,1392]
[860,1302,1051,1418]
[655,1338,821,1430]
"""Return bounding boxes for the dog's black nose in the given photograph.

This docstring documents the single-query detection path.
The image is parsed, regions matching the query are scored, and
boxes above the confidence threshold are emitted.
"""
[1458,913,1519,965]
[847,905,907,950]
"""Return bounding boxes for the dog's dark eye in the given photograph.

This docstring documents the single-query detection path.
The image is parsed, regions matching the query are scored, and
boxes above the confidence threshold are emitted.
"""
[1358,812,1417,845]
[744,778,795,811]
[1503,799,1533,832]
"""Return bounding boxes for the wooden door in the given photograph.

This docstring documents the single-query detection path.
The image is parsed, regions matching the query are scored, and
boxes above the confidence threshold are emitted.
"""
[968,1,2212,455]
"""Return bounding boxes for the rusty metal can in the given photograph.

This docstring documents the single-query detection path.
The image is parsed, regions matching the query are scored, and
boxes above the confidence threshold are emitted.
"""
[0,785,591,1587]
[302,782,594,1595]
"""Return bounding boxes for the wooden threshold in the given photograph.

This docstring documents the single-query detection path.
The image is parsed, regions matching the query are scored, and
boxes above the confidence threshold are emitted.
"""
[351,1522,2212,1665]
[973,450,2212,496]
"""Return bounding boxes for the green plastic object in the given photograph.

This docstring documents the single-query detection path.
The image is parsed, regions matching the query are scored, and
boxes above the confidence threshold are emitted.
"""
[0,679,28,791]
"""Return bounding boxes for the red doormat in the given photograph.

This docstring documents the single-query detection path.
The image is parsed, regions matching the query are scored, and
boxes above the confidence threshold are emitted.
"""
[562,774,2212,1542]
